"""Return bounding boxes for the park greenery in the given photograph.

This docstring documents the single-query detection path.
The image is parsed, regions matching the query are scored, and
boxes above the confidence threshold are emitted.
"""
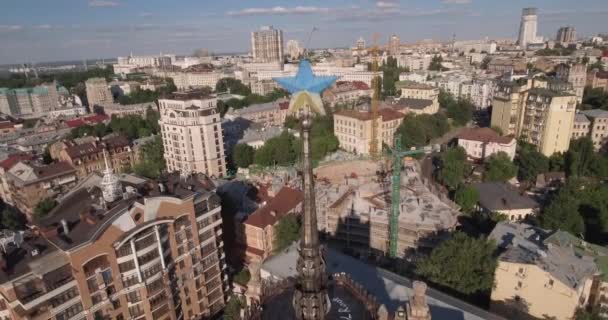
[396,113,449,149]
[215,78,289,116]
[132,136,165,179]
[534,45,576,57]
[415,232,497,297]
[274,215,301,252]
[454,186,480,214]
[70,107,160,140]
[436,146,469,191]
[0,66,114,90]
[34,198,58,219]
[484,152,517,182]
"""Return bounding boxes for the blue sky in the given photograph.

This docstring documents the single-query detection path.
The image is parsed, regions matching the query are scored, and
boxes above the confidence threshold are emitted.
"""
[1,0,607,64]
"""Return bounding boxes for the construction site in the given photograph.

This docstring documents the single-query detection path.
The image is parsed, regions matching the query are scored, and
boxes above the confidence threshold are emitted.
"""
[314,158,461,259]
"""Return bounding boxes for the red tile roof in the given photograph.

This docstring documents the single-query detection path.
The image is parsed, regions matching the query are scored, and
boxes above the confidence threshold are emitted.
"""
[245,186,303,229]
[0,154,33,171]
[65,119,86,128]
[0,122,15,130]
[458,127,515,144]
[65,114,109,128]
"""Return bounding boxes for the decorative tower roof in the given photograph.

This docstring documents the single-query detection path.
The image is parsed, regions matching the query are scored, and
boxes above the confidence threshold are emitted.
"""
[101,149,123,203]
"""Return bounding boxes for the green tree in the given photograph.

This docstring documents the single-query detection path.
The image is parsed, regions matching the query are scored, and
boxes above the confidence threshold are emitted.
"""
[233,144,255,169]
[540,180,586,235]
[396,113,449,149]
[274,215,300,252]
[484,152,517,182]
[215,78,251,96]
[437,147,468,191]
[548,153,566,172]
[1,209,24,230]
[480,56,492,70]
[34,198,57,219]
[233,269,251,286]
[566,137,596,177]
[42,147,53,164]
[224,295,243,320]
[133,136,165,179]
[582,86,608,110]
[429,55,445,71]
[415,232,497,296]
[454,186,479,214]
[439,90,473,126]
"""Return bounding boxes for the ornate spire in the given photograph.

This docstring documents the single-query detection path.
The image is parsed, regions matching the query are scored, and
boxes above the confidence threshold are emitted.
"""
[275,60,337,320]
[101,149,123,203]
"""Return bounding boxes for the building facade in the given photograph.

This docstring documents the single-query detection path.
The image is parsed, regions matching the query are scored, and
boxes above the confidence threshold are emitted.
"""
[322,81,372,108]
[555,62,586,104]
[159,91,226,178]
[224,100,289,127]
[571,109,608,151]
[286,40,302,60]
[396,82,440,113]
[85,78,113,107]
[333,108,404,155]
[251,26,284,63]
[457,128,516,161]
[587,70,608,91]
[0,172,228,320]
[556,26,576,44]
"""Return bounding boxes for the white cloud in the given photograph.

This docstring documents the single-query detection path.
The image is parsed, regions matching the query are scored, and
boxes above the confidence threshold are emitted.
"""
[376,1,399,8]
[139,12,154,17]
[227,6,332,16]
[442,0,472,4]
[89,0,120,8]
[0,25,22,32]
[35,24,53,29]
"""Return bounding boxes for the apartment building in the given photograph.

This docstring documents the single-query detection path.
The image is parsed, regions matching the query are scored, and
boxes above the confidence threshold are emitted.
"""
[0,154,34,206]
[251,26,284,63]
[491,79,577,156]
[4,161,77,218]
[85,78,113,107]
[168,72,227,90]
[224,99,289,127]
[0,171,227,320]
[333,108,404,155]
[571,109,608,151]
[322,81,373,108]
[457,128,517,161]
[158,91,226,178]
[52,136,135,179]
[396,81,440,113]
[0,83,60,117]
[555,62,586,104]
[556,26,576,44]
[236,186,302,262]
[250,80,278,96]
[587,69,608,91]
[489,222,599,320]
[396,55,431,71]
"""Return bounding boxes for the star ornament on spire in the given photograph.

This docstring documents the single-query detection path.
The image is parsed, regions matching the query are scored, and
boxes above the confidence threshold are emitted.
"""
[274,59,337,116]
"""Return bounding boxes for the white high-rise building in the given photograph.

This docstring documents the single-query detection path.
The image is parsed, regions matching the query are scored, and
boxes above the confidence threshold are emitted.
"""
[158,91,226,178]
[286,40,302,60]
[517,7,539,49]
[251,26,284,63]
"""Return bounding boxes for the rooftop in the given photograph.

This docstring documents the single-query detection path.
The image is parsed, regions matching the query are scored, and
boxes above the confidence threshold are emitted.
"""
[227,99,288,116]
[457,128,514,145]
[473,182,538,211]
[165,90,215,101]
[574,113,591,123]
[8,161,75,186]
[527,87,574,98]
[390,97,433,110]
[334,108,405,122]
[395,80,436,90]
[581,109,608,119]
[245,186,303,229]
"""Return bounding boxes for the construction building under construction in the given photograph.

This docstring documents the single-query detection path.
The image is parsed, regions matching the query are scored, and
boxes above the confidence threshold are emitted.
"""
[315,159,460,258]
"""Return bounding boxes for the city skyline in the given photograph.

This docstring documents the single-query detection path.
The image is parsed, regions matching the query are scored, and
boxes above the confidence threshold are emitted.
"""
[1,0,607,64]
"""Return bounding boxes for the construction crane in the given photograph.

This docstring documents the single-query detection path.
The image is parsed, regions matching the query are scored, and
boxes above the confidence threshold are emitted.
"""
[387,136,439,258]
[369,33,382,159]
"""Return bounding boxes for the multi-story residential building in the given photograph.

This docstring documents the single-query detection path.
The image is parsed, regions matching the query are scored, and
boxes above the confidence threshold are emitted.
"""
[453,40,497,54]
[236,186,302,262]
[333,108,404,155]
[570,109,608,151]
[159,91,226,178]
[224,99,289,127]
[322,81,372,108]
[53,135,135,179]
[488,59,527,74]
[459,80,495,110]
[0,171,228,320]
[251,26,284,63]
[489,222,598,320]
[0,153,33,206]
[250,80,279,96]
[556,26,576,44]
[5,161,77,218]
[0,83,60,117]
[168,71,228,90]
[102,102,156,118]
[555,62,586,104]
[457,128,516,161]
[396,81,440,112]
[396,55,431,71]
[491,79,577,156]
[286,40,302,60]
[587,69,608,91]
[85,77,113,107]
[388,34,400,55]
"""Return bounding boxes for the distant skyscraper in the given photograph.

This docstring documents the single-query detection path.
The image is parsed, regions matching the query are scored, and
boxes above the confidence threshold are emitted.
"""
[85,77,113,107]
[251,26,284,63]
[556,26,576,44]
[389,34,400,55]
[517,7,539,49]
[286,39,302,60]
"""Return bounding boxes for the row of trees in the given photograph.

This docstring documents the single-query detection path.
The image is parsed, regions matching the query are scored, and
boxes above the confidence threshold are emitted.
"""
[0,66,114,90]
[116,80,177,105]
[70,107,160,140]
[381,56,409,97]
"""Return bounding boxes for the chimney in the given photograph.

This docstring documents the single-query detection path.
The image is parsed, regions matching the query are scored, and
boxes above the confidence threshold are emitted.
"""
[60,219,69,235]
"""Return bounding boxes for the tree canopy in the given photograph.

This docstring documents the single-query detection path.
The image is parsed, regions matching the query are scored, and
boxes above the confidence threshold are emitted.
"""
[133,136,165,179]
[515,141,549,183]
[454,186,479,214]
[396,113,449,149]
[34,198,57,219]
[274,215,300,252]
[439,90,474,127]
[415,232,497,296]
[437,146,469,191]
[233,144,255,169]
[381,56,408,97]
[429,55,447,71]
[70,108,160,140]
[582,86,608,110]
[484,152,517,182]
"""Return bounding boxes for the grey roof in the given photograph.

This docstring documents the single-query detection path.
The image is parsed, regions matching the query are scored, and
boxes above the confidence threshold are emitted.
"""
[473,182,538,211]
[527,87,574,98]
[391,98,433,110]
[489,222,598,290]
[574,113,590,123]
[581,109,608,119]
[238,126,283,145]
[228,99,287,116]
[262,242,505,320]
